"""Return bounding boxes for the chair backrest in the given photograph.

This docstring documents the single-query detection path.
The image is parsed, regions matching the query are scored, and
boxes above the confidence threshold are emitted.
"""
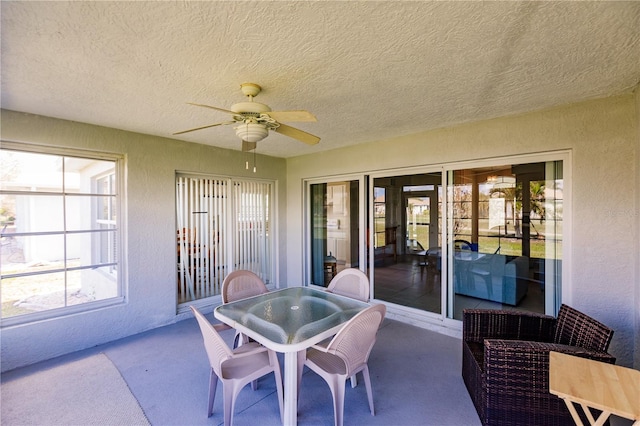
[221,270,268,303]
[327,268,370,302]
[553,304,614,352]
[324,304,386,374]
[190,306,233,375]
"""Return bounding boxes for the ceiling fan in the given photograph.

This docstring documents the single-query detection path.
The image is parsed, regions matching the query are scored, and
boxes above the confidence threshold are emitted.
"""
[174,83,320,151]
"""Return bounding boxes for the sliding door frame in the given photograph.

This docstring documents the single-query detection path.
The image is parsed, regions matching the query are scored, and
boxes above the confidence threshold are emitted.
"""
[302,149,571,332]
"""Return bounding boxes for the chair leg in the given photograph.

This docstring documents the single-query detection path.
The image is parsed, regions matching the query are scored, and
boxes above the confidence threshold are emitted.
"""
[208,369,218,417]
[223,382,242,426]
[350,374,358,388]
[362,364,375,416]
[327,376,346,426]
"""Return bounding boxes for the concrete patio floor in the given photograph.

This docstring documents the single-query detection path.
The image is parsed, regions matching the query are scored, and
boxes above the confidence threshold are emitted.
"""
[2,311,482,426]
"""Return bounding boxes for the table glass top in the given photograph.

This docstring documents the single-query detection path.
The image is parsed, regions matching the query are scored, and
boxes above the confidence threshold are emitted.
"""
[215,287,369,345]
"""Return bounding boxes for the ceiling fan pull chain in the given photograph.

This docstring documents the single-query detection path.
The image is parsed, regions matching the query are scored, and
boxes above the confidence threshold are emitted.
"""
[253,149,257,173]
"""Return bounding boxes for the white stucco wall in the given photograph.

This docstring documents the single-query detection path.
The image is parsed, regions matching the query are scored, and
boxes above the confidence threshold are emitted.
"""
[286,94,639,368]
[0,110,288,372]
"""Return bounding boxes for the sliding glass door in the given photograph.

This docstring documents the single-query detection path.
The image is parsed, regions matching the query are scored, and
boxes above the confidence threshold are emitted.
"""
[308,179,362,287]
[447,160,563,319]
[305,154,566,323]
[371,173,443,315]
[369,157,564,320]
[176,174,274,306]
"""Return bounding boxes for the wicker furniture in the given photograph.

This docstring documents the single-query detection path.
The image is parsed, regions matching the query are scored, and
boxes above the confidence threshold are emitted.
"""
[462,305,616,426]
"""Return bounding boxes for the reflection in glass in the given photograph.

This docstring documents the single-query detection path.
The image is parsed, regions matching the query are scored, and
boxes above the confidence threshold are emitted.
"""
[369,160,562,321]
[309,181,360,287]
[448,162,563,319]
[373,173,442,314]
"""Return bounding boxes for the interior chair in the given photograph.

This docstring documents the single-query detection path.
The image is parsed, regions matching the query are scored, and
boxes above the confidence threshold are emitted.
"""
[190,306,283,426]
[454,239,473,251]
[300,303,386,426]
[462,304,615,426]
[221,270,269,348]
[326,268,370,302]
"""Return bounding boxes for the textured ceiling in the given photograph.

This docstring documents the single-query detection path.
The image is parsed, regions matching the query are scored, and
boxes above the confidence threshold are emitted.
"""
[2,1,639,158]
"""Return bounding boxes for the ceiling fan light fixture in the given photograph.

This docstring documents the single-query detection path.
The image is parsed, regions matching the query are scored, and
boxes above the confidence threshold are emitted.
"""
[235,122,269,143]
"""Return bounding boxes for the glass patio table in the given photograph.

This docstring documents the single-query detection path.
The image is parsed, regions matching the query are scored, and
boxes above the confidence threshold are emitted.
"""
[214,286,370,426]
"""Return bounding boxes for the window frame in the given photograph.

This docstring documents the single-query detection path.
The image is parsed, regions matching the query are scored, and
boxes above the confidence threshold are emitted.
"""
[0,142,125,327]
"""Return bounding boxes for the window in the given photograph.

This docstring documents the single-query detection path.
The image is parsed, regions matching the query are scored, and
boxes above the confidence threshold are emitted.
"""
[176,174,274,305]
[1,145,123,325]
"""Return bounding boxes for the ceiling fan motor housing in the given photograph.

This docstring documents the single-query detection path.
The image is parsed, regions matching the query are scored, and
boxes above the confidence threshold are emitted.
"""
[231,101,271,114]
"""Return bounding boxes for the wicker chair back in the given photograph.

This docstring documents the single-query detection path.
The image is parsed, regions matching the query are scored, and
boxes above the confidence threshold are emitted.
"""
[553,304,614,352]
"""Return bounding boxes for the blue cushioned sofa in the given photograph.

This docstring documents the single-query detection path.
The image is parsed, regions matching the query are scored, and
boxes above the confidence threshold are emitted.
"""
[455,255,528,305]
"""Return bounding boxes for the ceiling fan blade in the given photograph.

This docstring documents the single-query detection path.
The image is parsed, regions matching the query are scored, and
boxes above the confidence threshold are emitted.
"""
[267,110,317,122]
[187,102,238,115]
[242,140,257,152]
[275,123,320,145]
[173,121,235,135]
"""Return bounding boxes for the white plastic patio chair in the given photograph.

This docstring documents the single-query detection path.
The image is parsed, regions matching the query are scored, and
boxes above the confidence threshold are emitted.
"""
[326,268,370,302]
[325,268,372,387]
[190,306,283,426]
[221,270,269,348]
[300,303,386,426]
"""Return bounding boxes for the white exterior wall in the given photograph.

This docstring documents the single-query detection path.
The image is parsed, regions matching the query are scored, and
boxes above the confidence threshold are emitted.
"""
[286,94,639,368]
[0,110,288,372]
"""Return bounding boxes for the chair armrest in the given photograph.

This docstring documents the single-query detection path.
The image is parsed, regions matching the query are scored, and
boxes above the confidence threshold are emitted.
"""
[481,339,615,423]
[212,323,233,332]
[230,341,269,358]
[463,309,556,343]
[484,339,616,376]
